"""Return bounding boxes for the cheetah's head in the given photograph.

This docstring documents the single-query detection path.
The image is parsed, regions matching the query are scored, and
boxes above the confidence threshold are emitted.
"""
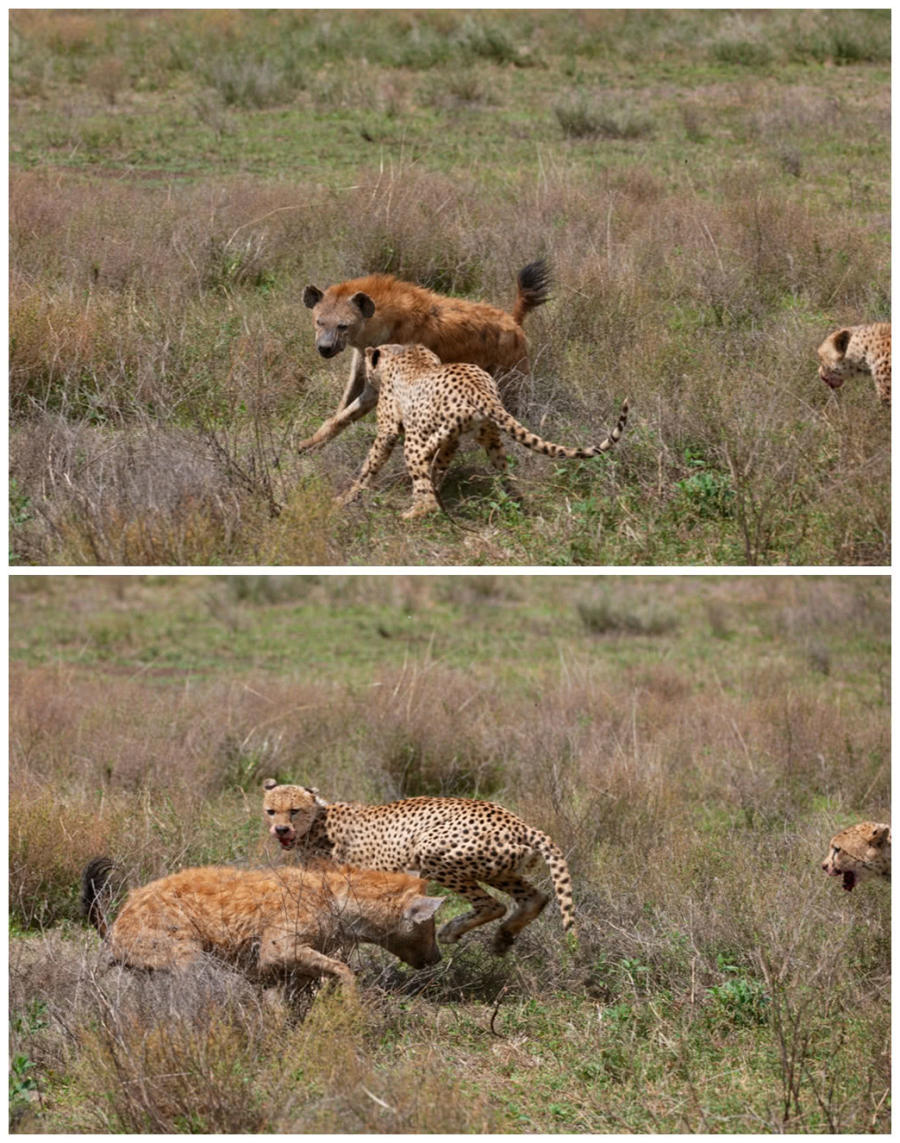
[365,343,442,389]
[817,328,862,390]
[821,822,891,891]
[262,778,327,850]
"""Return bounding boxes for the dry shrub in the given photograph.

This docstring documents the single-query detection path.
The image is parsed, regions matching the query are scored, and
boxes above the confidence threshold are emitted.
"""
[73,966,273,1133]
[364,660,508,798]
[9,782,125,929]
[9,415,286,565]
[9,155,889,564]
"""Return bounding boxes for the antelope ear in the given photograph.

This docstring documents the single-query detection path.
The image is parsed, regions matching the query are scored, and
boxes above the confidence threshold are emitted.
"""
[263,778,278,791]
[405,896,444,922]
[350,291,376,320]
[303,285,323,308]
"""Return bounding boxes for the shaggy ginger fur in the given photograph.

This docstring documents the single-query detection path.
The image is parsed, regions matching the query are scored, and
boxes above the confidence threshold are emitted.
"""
[82,859,444,988]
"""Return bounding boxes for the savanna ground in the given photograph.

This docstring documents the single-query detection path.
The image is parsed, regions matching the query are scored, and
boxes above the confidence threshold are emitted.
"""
[8,573,890,1132]
[8,9,891,566]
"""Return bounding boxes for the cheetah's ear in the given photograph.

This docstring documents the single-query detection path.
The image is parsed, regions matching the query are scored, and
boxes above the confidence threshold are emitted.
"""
[350,291,376,320]
[263,778,279,791]
[866,824,890,848]
[302,285,323,309]
[831,328,852,356]
[367,347,381,368]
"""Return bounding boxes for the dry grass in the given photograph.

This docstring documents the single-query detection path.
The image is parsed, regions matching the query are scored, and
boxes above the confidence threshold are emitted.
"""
[9,576,889,1131]
[8,9,890,565]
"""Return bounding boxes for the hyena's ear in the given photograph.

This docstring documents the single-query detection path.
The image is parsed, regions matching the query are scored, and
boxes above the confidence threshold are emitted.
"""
[263,778,279,791]
[405,896,445,922]
[302,285,323,309]
[831,328,852,357]
[349,291,376,320]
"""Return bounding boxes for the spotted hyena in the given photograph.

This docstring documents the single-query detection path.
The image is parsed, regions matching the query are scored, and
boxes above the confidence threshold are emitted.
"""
[82,858,443,990]
[298,260,551,451]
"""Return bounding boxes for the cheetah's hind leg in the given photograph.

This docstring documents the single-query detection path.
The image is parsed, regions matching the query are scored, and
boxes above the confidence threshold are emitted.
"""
[486,873,549,955]
[432,875,507,942]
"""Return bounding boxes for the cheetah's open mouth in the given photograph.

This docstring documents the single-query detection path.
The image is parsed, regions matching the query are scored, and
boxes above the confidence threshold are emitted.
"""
[277,835,296,850]
[841,870,857,892]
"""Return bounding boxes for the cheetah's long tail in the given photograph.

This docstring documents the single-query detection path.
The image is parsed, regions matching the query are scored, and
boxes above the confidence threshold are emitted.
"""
[494,397,629,460]
[82,856,119,938]
[533,831,576,935]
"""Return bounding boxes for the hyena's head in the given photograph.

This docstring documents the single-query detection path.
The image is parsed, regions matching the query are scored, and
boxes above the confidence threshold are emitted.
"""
[303,284,376,358]
[817,328,862,390]
[364,343,442,390]
[262,778,327,850]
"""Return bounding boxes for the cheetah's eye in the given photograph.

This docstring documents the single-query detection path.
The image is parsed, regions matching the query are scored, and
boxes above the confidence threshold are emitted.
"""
[265,809,275,816]
[290,808,301,817]
[832,846,841,855]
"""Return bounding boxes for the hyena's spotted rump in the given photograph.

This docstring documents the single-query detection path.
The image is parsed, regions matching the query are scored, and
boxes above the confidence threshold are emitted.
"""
[82,858,444,989]
[298,260,551,451]
[263,780,576,955]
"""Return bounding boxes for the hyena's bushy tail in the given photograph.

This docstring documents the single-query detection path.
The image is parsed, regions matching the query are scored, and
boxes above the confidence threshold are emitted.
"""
[494,397,629,459]
[82,856,119,937]
[533,831,576,934]
[511,259,552,325]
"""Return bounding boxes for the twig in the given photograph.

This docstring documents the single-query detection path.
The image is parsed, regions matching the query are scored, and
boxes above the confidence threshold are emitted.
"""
[361,1086,395,1113]
[489,983,509,1037]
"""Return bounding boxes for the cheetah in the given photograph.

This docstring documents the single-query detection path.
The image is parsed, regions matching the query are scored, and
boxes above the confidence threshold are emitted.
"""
[82,858,443,990]
[298,260,550,451]
[817,323,891,406]
[262,779,576,955]
[821,821,891,891]
[338,343,628,519]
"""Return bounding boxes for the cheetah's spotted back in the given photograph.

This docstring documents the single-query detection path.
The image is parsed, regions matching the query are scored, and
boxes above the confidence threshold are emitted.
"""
[337,343,628,519]
[263,781,575,955]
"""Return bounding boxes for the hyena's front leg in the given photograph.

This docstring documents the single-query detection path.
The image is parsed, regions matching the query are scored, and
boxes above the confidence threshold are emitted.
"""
[297,351,376,454]
[258,927,357,990]
[336,349,367,414]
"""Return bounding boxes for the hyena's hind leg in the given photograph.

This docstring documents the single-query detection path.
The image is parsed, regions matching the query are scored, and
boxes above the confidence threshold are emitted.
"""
[474,421,523,502]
